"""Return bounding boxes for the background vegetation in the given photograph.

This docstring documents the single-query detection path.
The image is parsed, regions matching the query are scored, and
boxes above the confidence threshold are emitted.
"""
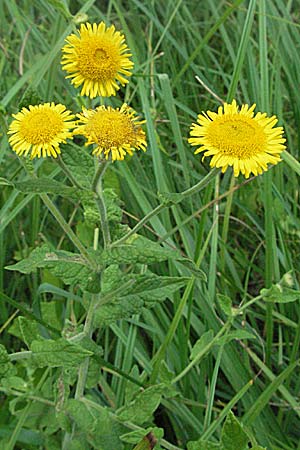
[1,0,300,449]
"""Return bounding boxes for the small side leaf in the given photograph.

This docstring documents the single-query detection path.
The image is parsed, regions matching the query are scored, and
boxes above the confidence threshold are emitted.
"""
[260,284,300,303]
[117,384,165,425]
[216,330,256,346]
[190,330,214,360]
[221,411,250,450]
[217,294,232,316]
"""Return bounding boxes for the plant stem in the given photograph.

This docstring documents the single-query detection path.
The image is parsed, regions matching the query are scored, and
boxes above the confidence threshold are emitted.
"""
[112,168,219,247]
[40,193,96,269]
[171,320,232,384]
[92,160,111,249]
[56,155,84,190]
[74,294,98,399]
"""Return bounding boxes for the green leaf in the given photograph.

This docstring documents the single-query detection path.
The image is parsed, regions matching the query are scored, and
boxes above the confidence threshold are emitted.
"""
[2,376,28,392]
[79,188,123,228]
[217,294,232,316]
[65,399,124,449]
[117,384,165,425]
[94,272,188,325]
[40,301,62,331]
[158,191,182,206]
[18,87,43,109]
[216,330,256,346]
[61,143,94,189]
[0,177,13,186]
[221,411,249,450]
[187,441,221,450]
[100,235,180,265]
[0,345,16,377]
[14,177,78,198]
[260,284,300,303]
[15,316,41,347]
[31,338,93,368]
[190,330,214,360]
[120,428,163,445]
[45,0,72,19]
[177,258,207,280]
[5,245,99,292]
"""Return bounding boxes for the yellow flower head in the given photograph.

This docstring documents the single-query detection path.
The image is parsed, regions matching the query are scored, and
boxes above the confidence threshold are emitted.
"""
[74,103,146,161]
[8,103,75,159]
[188,100,286,178]
[61,22,134,98]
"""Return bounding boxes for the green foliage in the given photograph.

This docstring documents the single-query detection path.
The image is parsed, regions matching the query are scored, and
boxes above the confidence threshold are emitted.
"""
[64,400,124,449]
[190,330,214,360]
[5,244,99,292]
[2,1,300,449]
[221,412,250,450]
[18,87,43,109]
[0,344,15,377]
[31,338,93,367]
[61,144,94,189]
[217,294,232,316]
[117,384,166,425]
[120,428,164,445]
[187,442,221,450]
[14,177,78,198]
[260,284,300,303]
[94,271,188,325]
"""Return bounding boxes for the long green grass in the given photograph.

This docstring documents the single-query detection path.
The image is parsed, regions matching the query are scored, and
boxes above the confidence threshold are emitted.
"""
[1,0,300,449]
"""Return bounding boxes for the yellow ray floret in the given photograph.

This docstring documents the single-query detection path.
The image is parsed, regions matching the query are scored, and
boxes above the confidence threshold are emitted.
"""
[7,103,75,159]
[74,103,146,161]
[188,100,286,178]
[61,22,134,98]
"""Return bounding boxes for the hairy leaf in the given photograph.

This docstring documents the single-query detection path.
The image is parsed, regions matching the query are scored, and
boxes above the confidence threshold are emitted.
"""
[14,177,78,198]
[216,330,256,346]
[190,330,214,360]
[117,384,165,425]
[5,245,98,291]
[100,235,180,265]
[221,411,250,450]
[31,338,92,368]
[0,344,15,377]
[61,143,94,189]
[260,284,300,303]
[217,294,232,316]
[65,399,124,449]
[94,273,188,325]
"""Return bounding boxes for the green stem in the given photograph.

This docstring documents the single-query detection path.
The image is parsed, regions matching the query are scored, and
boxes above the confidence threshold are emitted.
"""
[74,294,98,399]
[282,151,300,177]
[63,293,99,449]
[149,277,195,384]
[219,174,235,287]
[201,379,254,441]
[9,351,32,361]
[226,0,257,102]
[56,156,84,190]
[149,219,217,384]
[40,193,96,269]
[259,0,273,365]
[6,368,50,450]
[92,161,111,249]
[180,167,219,198]
[172,321,232,384]
[113,168,219,247]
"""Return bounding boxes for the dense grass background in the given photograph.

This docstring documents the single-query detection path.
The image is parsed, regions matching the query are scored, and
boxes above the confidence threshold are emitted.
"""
[1,0,300,448]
